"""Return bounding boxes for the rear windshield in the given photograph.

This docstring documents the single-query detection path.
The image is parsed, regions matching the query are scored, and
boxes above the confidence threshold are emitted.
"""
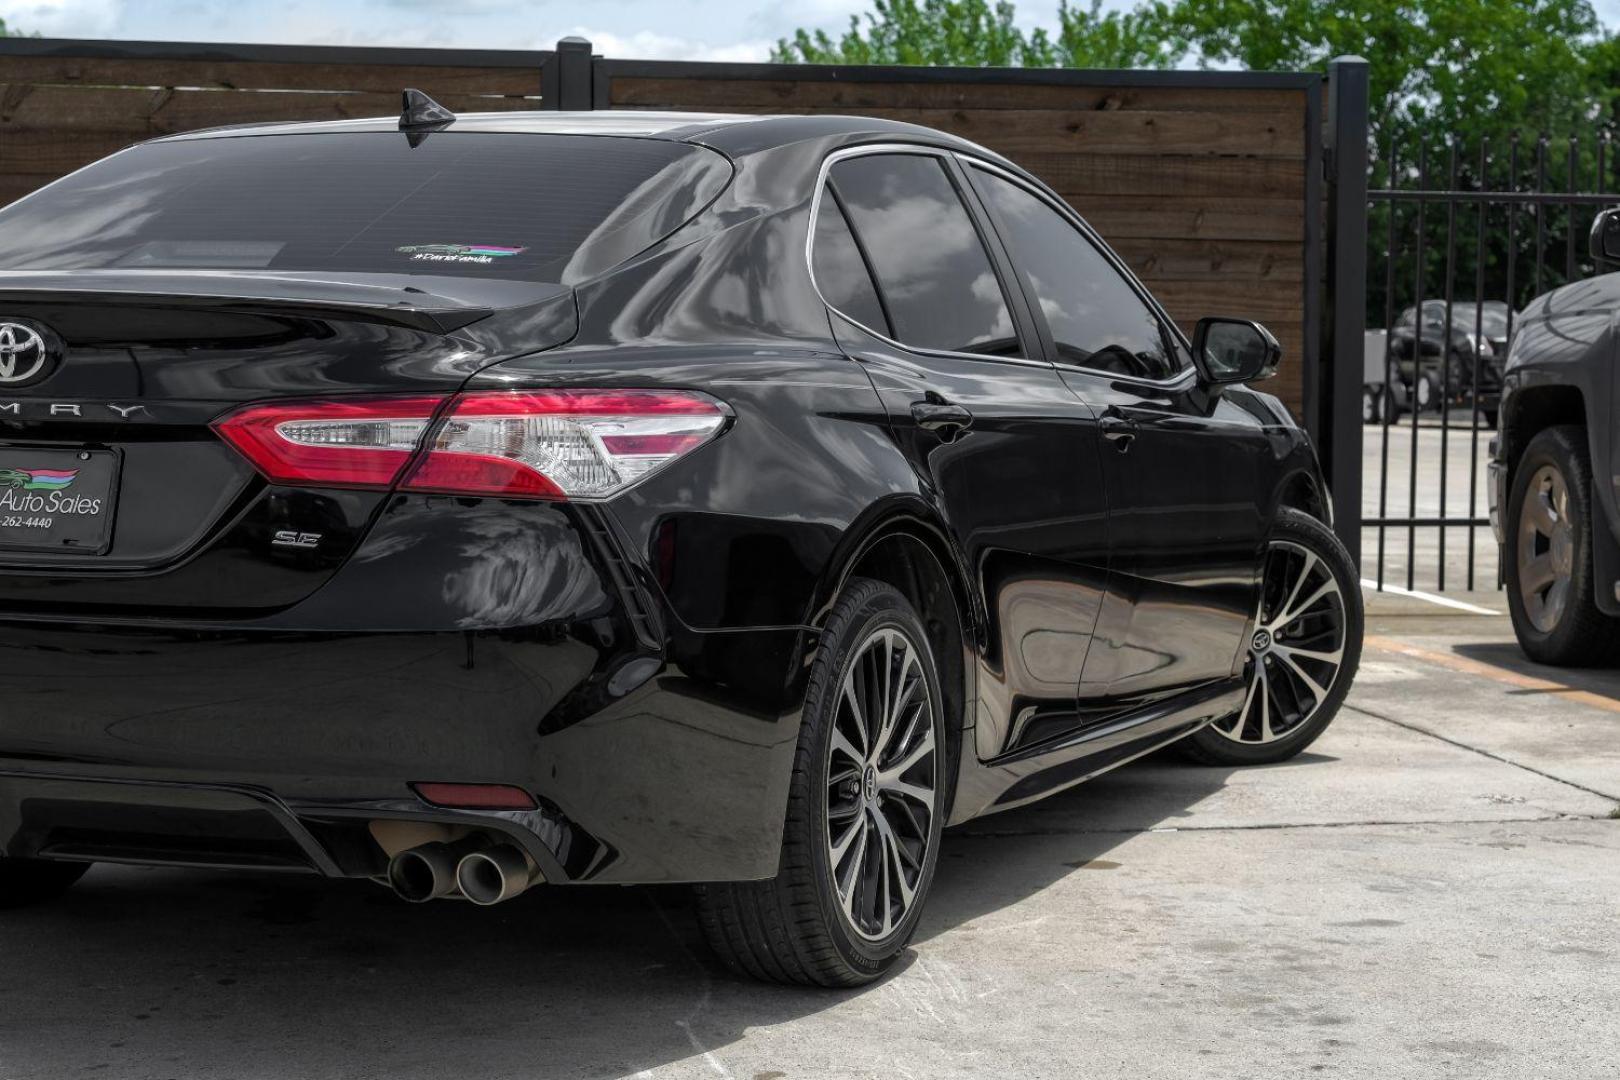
[0,132,730,285]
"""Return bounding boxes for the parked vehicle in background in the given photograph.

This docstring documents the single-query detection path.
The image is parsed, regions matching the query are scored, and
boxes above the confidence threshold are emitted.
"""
[1362,328,1413,423]
[1390,300,1512,426]
[0,101,1363,986]
[1492,210,1620,664]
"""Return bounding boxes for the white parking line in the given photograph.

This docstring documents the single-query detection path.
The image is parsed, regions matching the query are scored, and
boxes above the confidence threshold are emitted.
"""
[1359,578,1501,615]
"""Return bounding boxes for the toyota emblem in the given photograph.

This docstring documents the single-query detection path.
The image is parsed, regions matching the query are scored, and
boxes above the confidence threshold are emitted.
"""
[0,322,52,385]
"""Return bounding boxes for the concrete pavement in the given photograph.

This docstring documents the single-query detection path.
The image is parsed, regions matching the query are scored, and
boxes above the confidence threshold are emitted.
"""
[0,595,1615,1080]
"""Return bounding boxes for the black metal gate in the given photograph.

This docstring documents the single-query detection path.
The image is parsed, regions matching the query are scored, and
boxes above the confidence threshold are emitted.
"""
[1365,131,1616,593]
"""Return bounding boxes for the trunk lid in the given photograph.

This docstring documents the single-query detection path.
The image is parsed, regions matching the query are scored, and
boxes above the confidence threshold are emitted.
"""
[0,271,575,613]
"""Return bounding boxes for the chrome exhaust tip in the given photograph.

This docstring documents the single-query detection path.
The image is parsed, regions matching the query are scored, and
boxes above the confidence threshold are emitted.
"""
[455,844,537,906]
[387,837,484,903]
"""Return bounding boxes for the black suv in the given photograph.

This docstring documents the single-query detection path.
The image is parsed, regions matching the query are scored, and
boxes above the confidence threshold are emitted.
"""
[0,103,1361,986]
[1492,209,1620,663]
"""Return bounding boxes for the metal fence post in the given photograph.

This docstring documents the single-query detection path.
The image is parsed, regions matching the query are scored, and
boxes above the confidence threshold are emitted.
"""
[543,36,593,110]
[1324,56,1370,563]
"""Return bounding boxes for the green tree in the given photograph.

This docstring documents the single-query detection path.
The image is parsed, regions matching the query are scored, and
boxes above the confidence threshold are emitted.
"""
[771,0,1179,69]
[0,17,12,36]
[772,0,1033,66]
[1026,1,1183,68]
[1162,0,1612,155]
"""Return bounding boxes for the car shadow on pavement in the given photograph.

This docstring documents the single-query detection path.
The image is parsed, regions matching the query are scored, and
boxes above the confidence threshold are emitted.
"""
[1451,640,1620,702]
[0,760,1246,1079]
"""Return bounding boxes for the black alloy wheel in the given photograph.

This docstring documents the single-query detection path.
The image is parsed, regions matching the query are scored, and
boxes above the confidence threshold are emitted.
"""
[695,578,948,986]
[1179,508,1362,765]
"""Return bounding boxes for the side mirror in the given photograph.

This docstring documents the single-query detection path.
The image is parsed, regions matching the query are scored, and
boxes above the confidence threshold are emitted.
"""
[1589,208,1620,263]
[1191,317,1281,387]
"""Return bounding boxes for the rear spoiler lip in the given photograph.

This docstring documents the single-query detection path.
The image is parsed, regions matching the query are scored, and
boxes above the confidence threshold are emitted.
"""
[0,286,491,334]
[0,272,571,335]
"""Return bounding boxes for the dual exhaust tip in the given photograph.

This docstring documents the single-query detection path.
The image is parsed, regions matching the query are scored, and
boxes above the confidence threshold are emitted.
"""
[387,837,538,906]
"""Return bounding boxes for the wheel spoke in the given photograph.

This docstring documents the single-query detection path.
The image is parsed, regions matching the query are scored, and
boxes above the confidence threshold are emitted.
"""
[881,778,935,816]
[837,817,870,923]
[878,727,934,786]
[830,813,862,877]
[1258,665,1275,742]
[1272,580,1334,631]
[1272,642,1343,667]
[1528,491,1558,535]
[841,679,870,758]
[1275,650,1330,704]
[1274,550,1319,627]
[1544,577,1570,625]
[1520,553,1557,594]
[875,672,922,766]
[873,810,917,906]
[1228,673,1260,740]
[830,726,864,770]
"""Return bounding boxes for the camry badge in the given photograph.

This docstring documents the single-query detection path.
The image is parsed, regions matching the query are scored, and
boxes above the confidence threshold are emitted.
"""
[0,322,51,385]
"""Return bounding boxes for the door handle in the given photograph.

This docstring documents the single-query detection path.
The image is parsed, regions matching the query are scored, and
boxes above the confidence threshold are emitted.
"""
[911,400,974,434]
[1099,413,1137,451]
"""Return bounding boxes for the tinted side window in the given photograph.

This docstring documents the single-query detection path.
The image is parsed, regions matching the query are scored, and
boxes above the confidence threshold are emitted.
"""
[971,167,1177,380]
[812,193,891,336]
[829,154,1020,357]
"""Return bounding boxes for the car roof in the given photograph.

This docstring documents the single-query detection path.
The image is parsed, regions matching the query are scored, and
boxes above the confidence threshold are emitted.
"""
[151,109,1007,162]
[155,110,777,141]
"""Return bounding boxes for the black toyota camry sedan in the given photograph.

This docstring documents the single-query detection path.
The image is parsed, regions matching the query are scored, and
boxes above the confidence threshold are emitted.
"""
[0,100,1361,986]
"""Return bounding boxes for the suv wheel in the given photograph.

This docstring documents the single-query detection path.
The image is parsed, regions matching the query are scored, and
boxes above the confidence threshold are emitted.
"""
[1416,371,1438,412]
[0,857,89,909]
[1179,508,1362,765]
[1505,426,1619,665]
[695,579,948,986]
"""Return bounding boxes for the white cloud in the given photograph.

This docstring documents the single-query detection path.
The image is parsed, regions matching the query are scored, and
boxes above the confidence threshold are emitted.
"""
[554,27,775,63]
[0,0,122,36]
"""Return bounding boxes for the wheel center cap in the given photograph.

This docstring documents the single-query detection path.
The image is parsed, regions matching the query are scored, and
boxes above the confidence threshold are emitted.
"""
[1252,629,1273,653]
[862,764,878,803]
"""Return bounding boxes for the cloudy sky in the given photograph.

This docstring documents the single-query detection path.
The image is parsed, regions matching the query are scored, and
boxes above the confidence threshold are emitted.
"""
[1,0,1619,63]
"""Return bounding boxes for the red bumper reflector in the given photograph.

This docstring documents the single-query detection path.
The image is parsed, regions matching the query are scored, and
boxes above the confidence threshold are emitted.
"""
[410,783,538,811]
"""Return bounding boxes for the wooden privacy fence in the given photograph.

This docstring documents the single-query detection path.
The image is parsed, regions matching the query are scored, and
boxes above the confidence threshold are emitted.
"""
[0,36,1368,547]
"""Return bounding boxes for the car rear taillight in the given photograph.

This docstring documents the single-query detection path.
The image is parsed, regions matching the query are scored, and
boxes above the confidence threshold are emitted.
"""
[399,390,727,499]
[212,396,445,490]
[214,389,727,499]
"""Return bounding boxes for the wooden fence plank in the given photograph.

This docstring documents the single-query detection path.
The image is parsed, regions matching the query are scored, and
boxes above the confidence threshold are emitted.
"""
[0,55,541,96]
[1109,238,1303,283]
[0,85,532,136]
[1071,196,1304,243]
[610,76,1306,114]
[734,106,1304,158]
[1018,152,1307,200]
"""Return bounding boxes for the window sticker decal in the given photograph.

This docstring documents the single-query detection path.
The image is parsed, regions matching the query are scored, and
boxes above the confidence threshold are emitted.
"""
[396,243,526,265]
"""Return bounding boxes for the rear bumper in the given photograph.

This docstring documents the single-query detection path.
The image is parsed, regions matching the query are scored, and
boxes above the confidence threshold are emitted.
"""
[0,497,809,885]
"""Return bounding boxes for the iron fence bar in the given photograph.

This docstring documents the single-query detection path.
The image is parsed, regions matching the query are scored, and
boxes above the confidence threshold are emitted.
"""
[1466,138,1488,590]
[1568,136,1581,283]
[1535,136,1548,300]
[1407,139,1429,591]
[1376,135,1400,591]
[1507,134,1519,356]
[1437,139,1459,590]
[1369,190,1620,205]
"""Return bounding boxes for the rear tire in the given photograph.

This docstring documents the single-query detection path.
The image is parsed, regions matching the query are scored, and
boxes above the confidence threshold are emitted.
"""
[1178,508,1362,766]
[1416,370,1438,412]
[0,858,88,909]
[695,578,948,986]
[1504,426,1620,666]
